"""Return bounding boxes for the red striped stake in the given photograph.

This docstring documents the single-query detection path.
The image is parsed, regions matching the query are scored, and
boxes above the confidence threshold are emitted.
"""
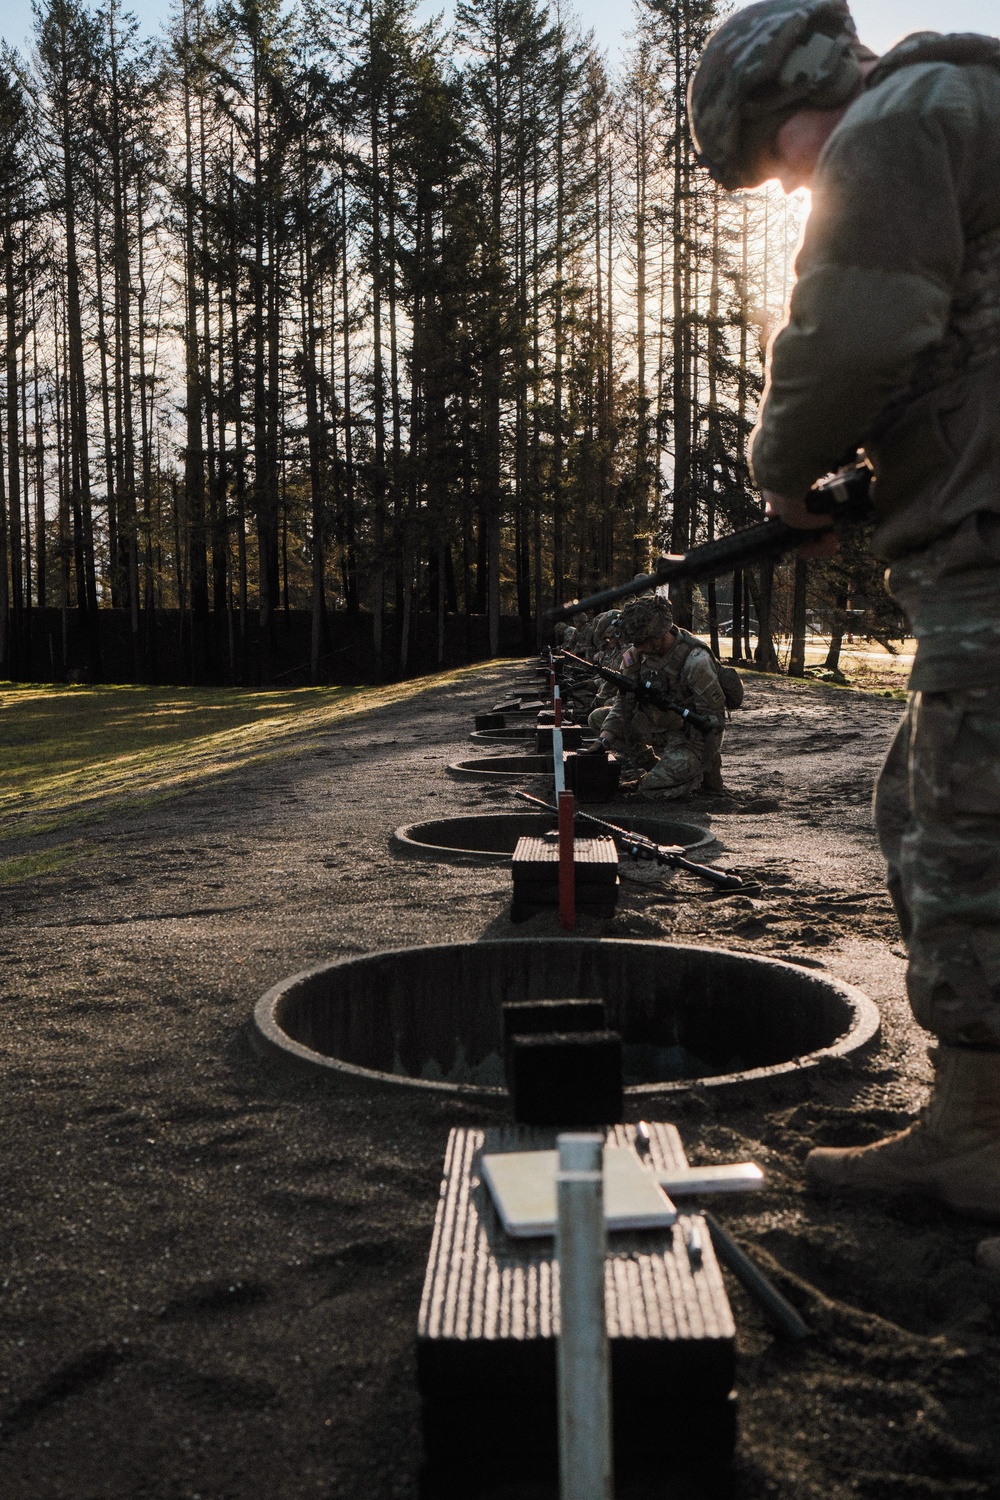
[554,684,562,727]
[549,669,556,706]
[558,790,576,931]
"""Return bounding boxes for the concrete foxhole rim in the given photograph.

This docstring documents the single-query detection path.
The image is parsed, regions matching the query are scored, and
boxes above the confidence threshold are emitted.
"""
[469,728,539,744]
[390,810,715,863]
[447,754,553,780]
[251,938,881,1098]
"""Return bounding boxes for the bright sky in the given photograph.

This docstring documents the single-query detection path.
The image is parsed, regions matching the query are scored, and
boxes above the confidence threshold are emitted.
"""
[2,0,997,66]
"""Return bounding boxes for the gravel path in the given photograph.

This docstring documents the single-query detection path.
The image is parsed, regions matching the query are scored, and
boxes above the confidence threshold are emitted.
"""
[2,662,998,1499]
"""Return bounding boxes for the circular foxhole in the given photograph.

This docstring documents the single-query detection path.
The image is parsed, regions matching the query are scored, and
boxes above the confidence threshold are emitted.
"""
[448,754,552,779]
[392,811,714,863]
[253,939,880,1096]
[469,728,537,744]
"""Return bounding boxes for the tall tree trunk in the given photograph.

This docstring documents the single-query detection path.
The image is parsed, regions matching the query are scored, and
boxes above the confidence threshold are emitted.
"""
[302,191,327,683]
[549,26,571,612]
[369,7,387,666]
[5,223,23,671]
[30,299,45,611]
[181,0,210,679]
[54,7,101,675]
[788,558,809,677]
[339,145,358,616]
[632,61,649,576]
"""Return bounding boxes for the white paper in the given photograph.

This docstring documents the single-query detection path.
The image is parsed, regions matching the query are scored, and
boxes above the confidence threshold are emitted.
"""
[480,1145,677,1239]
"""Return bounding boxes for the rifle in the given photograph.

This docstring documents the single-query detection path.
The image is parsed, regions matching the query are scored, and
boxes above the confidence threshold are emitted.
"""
[560,649,716,734]
[515,791,747,891]
[548,461,873,623]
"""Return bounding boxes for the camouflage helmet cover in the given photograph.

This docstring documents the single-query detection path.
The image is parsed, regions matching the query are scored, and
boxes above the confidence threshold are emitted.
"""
[592,609,620,643]
[688,0,873,191]
[620,597,674,643]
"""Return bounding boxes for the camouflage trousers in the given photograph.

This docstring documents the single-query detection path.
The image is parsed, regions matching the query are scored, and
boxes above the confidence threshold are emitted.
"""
[874,688,1000,1046]
[607,706,722,798]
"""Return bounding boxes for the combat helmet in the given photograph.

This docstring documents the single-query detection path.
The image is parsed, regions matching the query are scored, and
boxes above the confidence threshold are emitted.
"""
[620,597,673,645]
[592,610,620,645]
[688,0,875,191]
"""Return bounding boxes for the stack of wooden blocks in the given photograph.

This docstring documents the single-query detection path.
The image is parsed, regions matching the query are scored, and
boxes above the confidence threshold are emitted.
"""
[417,1121,737,1497]
[563,745,621,801]
[510,832,619,922]
[535,723,584,753]
[502,997,623,1127]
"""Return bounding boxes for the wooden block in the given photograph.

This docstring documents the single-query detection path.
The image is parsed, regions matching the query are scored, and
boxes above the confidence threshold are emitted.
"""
[474,712,506,731]
[509,1030,623,1126]
[511,834,618,886]
[509,893,619,924]
[493,698,545,713]
[536,723,584,753]
[501,999,607,1063]
[417,1123,737,1487]
[563,749,621,802]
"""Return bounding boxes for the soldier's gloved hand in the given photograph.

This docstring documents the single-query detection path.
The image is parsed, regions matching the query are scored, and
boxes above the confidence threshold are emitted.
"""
[763,489,839,559]
[581,737,609,754]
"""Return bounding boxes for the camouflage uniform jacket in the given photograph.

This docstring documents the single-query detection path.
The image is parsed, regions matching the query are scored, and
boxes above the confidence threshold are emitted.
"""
[573,622,596,658]
[750,34,1000,690]
[592,643,624,706]
[601,630,727,747]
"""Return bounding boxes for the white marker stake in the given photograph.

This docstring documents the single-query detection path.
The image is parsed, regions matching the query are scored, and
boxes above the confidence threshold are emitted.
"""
[552,724,566,796]
[557,1134,613,1500]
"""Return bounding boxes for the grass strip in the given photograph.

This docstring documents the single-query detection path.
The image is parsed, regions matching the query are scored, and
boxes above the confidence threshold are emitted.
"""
[0,844,90,886]
[0,663,485,848]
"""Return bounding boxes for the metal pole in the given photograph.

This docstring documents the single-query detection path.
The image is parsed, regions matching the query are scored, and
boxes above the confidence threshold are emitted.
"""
[554,682,562,727]
[558,789,575,930]
[557,1133,613,1500]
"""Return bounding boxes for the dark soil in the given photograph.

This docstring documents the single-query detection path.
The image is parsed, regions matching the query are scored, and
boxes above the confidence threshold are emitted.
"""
[2,664,999,1499]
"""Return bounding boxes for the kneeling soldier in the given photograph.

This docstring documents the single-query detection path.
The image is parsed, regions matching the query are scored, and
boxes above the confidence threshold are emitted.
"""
[595,598,727,798]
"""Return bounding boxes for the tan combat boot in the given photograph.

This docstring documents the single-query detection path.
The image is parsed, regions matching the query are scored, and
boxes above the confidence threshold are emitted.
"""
[805,1046,1000,1221]
[700,765,730,796]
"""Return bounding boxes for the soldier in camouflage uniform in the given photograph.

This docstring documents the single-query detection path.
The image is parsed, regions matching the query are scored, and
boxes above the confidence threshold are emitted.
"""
[689,0,1000,1234]
[560,610,592,656]
[595,598,728,797]
[586,610,624,735]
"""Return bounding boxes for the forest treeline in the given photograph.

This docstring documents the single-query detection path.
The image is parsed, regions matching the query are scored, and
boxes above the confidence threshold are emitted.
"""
[0,0,901,685]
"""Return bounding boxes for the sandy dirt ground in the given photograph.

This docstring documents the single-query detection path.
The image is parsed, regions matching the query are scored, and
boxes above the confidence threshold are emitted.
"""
[2,663,999,1499]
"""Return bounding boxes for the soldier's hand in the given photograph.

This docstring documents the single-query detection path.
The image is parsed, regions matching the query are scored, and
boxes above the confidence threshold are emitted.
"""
[763,489,839,559]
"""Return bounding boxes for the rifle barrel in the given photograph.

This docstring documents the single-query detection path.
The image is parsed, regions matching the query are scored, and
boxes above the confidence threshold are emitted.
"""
[546,464,872,624]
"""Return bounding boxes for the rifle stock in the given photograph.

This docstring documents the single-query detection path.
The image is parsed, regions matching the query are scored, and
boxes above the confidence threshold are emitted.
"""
[547,462,873,624]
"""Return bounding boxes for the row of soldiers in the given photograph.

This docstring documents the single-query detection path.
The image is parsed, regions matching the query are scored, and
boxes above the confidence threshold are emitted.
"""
[553,596,731,799]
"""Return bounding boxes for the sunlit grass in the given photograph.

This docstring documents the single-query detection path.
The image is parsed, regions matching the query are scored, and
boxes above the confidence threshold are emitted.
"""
[0,844,90,886]
[694,633,914,697]
[0,665,484,849]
